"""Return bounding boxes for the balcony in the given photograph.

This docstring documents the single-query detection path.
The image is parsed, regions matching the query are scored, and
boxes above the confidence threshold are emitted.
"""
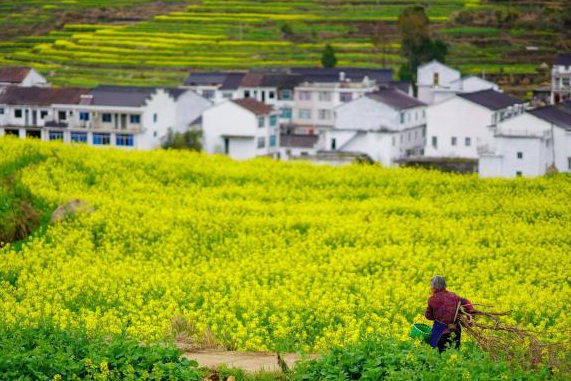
[44,120,68,128]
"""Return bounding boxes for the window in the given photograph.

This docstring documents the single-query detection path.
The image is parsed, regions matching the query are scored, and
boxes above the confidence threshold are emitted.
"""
[298,109,311,119]
[269,134,277,147]
[258,116,265,128]
[563,78,570,87]
[568,157,571,171]
[244,90,251,98]
[298,91,311,101]
[102,113,112,123]
[433,72,439,85]
[407,132,411,142]
[339,92,352,102]
[49,131,64,141]
[318,92,332,102]
[318,109,331,120]
[280,90,292,100]
[130,115,141,124]
[331,138,336,150]
[70,132,87,143]
[116,134,134,147]
[517,151,523,159]
[58,111,67,121]
[280,108,292,119]
[269,115,277,127]
[400,112,405,124]
[516,171,522,177]
[153,131,158,137]
[202,90,215,99]
[392,136,396,146]
[257,137,265,148]
[432,136,437,148]
[93,133,111,145]
[153,113,158,123]
[0,108,4,115]
[451,136,457,146]
[268,91,275,99]
[79,112,90,121]
[222,92,233,99]
[15,109,22,118]
[40,111,48,119]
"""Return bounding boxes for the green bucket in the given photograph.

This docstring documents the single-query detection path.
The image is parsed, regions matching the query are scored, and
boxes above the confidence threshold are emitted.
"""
[410,323,431,343]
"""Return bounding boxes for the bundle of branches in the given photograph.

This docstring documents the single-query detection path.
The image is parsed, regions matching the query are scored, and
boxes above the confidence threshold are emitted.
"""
[457,305,571,373]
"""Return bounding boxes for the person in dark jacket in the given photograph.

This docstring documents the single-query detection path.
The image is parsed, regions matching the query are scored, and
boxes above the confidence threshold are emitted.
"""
[425,276,473,352]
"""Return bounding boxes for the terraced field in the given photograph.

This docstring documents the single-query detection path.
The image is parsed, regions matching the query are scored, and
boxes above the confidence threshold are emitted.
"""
[0,0,565,87]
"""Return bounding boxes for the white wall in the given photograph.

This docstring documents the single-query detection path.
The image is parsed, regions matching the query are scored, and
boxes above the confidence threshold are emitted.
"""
[22,69,49,87]
[425,97,494,158]
[173,90,212,133]
[417,61,461,104]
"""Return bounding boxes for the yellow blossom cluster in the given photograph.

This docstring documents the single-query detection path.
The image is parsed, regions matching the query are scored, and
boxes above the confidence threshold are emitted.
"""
[1,138,570,352]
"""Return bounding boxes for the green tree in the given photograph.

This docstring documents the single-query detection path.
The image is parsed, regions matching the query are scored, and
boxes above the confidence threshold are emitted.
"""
[321,44,337,68]
[397,6,448,82]
[162,128,202,151]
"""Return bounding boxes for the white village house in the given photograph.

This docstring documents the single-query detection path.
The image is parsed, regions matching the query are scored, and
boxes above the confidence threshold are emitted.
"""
[425,89,525,159]
[0,85,210,149]
[202,98,279,160]
[417,60,498,105]
[0,67,49,87]
[320,87,426,166]
[479,106,571,177]
[551,53,571,104]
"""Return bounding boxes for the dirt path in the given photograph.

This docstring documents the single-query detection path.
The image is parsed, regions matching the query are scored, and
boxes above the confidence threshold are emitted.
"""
[183,350,318,373]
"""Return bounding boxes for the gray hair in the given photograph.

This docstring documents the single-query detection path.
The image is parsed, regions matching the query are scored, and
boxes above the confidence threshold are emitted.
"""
[431,276,446,291]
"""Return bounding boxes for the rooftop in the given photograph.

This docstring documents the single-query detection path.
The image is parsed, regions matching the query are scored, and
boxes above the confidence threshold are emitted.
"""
[231,98,274,115]
[0,67,32,84]
[0,86,88,106]
[529,105,571,131]
[86,85,187,107]
[367,87,425,110]
[458,89,523,111]
[555,53,571,67]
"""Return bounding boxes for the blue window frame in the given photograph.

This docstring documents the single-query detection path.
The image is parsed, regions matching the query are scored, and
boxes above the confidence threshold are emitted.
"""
[280,90,292,100]
[258,116,265,128]
[130,115,141,124]
[269,115,277,126]
[102,113,112,123]
[116,134,134,147]
[79,112,90,121]
[70,132,87,143]
[280,108,292,119]
[93,133,110,145]
[49,131,64,141]
[269,134,277,147]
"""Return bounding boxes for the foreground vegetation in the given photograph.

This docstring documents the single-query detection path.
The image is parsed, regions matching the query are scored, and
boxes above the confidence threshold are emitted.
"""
[1,137,570,354]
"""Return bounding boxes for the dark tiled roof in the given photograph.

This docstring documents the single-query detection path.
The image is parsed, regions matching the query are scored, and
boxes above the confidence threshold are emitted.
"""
[0,67,31,83]
[183,71,246,90]
[389,81,412,94]
[458,89,523,111]
[164,88,187,100]
[89,85,158,107]
[555,53,571,67]
[366,87,425,110]
[558,100,571,114]
[290,67,393,83]
[231,98,274,115]
[0,86,88,106]
[529,106,571,130]
[280,134,318,148]
[241,73,264,87]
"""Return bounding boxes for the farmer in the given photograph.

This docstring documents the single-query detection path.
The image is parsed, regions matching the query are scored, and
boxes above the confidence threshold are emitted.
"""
[425,275,473,352]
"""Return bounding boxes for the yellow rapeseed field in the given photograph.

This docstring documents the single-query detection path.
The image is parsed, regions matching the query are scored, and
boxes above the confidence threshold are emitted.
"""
[1,138,570,352]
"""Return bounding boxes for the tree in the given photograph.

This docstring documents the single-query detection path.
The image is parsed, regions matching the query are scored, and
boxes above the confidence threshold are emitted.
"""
[321,44,337,68]
[397,5,448,82]
[162,128,202,151]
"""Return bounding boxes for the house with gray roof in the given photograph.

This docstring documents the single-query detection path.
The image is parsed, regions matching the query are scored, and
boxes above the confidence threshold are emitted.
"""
[317,87,427,166]
[480,105,571,177]
[425,89,525,160]
[0,85,210,149]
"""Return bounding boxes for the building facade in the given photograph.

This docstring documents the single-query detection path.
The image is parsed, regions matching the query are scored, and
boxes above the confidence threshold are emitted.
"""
[551,53,571,104]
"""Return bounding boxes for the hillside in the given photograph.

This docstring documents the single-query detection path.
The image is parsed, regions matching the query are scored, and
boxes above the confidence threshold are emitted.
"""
[0,0,567,94]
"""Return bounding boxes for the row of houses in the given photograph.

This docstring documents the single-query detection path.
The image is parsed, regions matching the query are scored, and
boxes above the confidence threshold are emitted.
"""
[1,57,571,178]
